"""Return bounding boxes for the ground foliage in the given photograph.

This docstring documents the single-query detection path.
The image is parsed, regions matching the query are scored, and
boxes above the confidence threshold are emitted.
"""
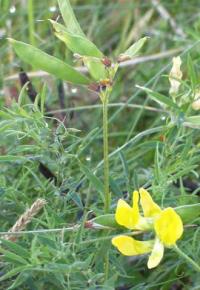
[0,0,200,289]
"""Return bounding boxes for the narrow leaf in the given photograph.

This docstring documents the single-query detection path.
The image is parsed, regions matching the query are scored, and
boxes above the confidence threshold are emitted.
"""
[0,155,28,162]
[18,82,29,106]
[0,266,32,282]
[57,0,85,36]
[185,116,200,125]
[0,239,30,260]
[0,247,28,265]
[9,39,90,85]
[50,20,103,58]
[136,85,179,109]
[118,37,148,62]
[79,162,105,202]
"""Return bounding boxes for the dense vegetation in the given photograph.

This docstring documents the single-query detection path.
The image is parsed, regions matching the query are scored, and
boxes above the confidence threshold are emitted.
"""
[0,0,200,289]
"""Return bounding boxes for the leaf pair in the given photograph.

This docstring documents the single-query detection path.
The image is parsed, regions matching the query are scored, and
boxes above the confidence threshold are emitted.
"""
[9,0,148,86]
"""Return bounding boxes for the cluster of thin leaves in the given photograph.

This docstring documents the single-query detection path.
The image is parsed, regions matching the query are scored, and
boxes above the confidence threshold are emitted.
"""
[0,0,200,289]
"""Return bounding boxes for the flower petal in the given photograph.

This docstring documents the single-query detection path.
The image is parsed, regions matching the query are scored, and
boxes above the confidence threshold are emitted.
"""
[147,238,164,269]
[139,188,162,217]
[132,190,139,208]
[154,207,183,246]
[112,235,153,256]
[169,56,182,97]
[115,198,139,229]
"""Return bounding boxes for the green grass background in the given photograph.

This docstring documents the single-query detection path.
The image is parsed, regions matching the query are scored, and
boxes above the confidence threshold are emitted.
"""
[0,0,200,289]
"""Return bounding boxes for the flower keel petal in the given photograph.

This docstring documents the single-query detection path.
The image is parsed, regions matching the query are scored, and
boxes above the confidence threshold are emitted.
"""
[112,235,153,256]
[147,238,164,269]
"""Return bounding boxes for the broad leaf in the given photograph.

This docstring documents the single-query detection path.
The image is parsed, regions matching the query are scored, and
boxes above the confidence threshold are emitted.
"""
[175,203,200,223]
[91,214,121,229]
[50,20,107,80]
[83,57,108,80]
[9,39,90,85]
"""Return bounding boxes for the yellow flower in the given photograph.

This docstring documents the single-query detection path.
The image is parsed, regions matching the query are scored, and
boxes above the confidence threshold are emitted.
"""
[154,207,183,247]
[112,188,184,269]
[115,191,140,229]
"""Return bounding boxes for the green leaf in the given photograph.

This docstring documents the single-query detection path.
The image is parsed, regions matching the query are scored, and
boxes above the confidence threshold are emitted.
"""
[50,20,107,80]
[0,239,30,260]
[0,155,28,162]
[57,0,85,36]
[79,162,105,202]
[9,39,90,85]
[92,214,121,229]
[136,85,179,109]
[8,272,29,290]
[187,54,197,90]
[50,20,103,58]
[175,203,200,223]
[18,82,29,106]
[118,37,148,61]
[0,120,13,133]
[0,266,32,282]
[184,116,200,127]
[83,57,108,81]
[0,247,28,265]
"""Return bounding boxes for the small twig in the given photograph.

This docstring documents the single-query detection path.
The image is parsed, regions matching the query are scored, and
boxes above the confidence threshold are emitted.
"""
[151,0,186,38]
[48,102,166,114]
[0,224,143,237]
[5,49,182,82]
[4,198,46,241]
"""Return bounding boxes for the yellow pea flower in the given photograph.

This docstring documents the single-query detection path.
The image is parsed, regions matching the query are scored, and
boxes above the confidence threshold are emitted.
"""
[115,191,140,229]
[154,207,183,247]
[112,235,154,256]
[112,188,184,269]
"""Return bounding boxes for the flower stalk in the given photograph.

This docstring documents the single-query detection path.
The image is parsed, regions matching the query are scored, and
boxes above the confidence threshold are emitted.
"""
[173,245,200,273]
[101,90,110,213]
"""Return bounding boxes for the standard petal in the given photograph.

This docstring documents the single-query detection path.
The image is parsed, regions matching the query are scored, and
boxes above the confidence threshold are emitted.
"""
[154,207,183,247]
[112,235,153,256]
[139,188,162,217]
[147,238,164,269]
[115,199,139,229]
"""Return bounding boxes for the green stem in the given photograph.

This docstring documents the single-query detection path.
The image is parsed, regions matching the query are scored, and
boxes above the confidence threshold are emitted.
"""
[28,0,35,46]
[102,93,110,213]
[174,245,200,272]
[104,249,109,281]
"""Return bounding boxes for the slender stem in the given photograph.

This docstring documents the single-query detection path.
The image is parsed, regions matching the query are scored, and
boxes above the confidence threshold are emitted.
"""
[173,245,200,272]
[102,92,110,213]
[104,248,109,281]
[28,0,35,46]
